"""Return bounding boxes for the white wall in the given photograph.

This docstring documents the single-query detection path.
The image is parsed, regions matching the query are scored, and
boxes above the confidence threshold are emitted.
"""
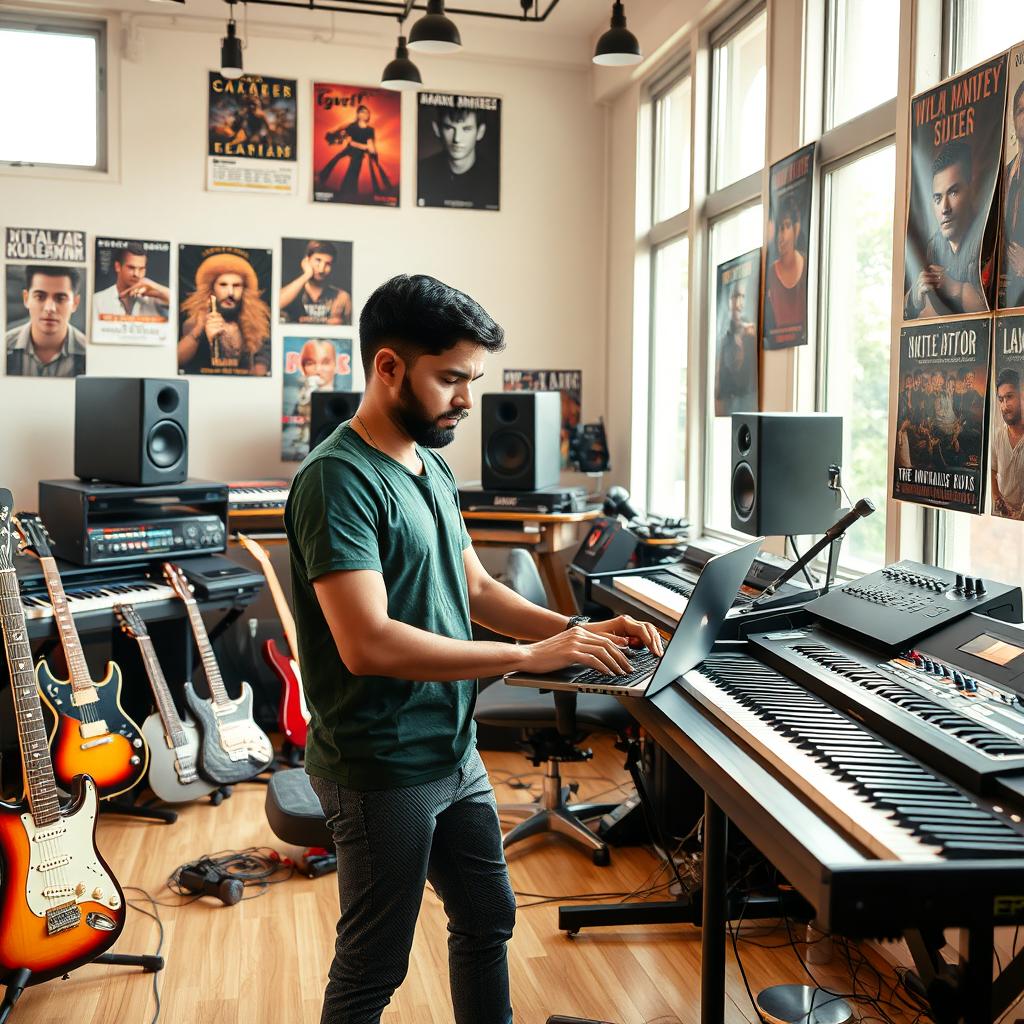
[0,12,607,509]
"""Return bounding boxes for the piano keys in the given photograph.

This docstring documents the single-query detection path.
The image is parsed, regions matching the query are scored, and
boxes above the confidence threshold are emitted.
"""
[228,480,290,512]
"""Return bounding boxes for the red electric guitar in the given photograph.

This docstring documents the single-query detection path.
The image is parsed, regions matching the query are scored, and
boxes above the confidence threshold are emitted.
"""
[235,533,308,754]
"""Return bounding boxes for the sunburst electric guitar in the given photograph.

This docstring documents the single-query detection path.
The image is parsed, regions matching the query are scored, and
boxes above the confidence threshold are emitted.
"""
[236,532,309,752]
[13,513,148,801]
[0,492,124,983]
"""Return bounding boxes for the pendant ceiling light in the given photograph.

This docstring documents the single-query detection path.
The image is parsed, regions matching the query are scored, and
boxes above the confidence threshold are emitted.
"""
[408,0,462,54]
[220,1,244,80]
[593,1,642,67]
[381,33,422,90]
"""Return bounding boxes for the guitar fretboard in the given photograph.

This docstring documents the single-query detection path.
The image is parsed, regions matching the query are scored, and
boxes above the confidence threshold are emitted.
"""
[182,597,231,707]
[134,633,189,750]
[40,556,93,695]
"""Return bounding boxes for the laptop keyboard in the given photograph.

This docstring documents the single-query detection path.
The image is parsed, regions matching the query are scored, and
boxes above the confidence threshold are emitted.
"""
[573,647,660,687]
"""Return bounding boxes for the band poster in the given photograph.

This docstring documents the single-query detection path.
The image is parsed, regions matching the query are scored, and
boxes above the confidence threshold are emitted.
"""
[991,315,1024,520]
[763,142,814,350]
[417,93,501,211]
[893,318,991,514]
[4,226,87,379]
[1001,44,1024,309]
[281,336,353,461]
[92,237,171,346]
[207,72,298,195]
[313,83,400,207]
[714,249,760,416]
[503,369,581,469]
[279,238,353,325]
[904,54,1006,321]
[177,244,273,377]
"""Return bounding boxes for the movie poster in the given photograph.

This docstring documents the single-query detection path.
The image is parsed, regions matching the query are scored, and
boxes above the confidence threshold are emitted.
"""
[4,227,87,378]
[177,244,273,377]
[313,84,400,207]
[893,318,991,514]
[281,336,353,461]
[91,237,171,345]
[279,238,353,325]
[503,369,581,469]
[417,92,501,211]
[991,314,1024,519]
[904,54,1006,321]
[1001,45,1024,309]
[714,248,761,416]
[207,72,297,195]
[763,143,814,350]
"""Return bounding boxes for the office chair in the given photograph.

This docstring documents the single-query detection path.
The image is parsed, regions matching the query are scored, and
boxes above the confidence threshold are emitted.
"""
[474,549,636,865]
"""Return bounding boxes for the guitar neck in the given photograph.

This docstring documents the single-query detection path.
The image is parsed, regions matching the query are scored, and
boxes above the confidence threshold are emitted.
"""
[39,556,93,693]
[261,559,298,663]
[135,634,189,749]
[181,596,231,706]
[0,568,61,827]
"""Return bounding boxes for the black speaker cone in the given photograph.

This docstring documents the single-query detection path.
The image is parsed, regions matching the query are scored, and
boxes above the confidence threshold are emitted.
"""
[486,431,532,477]
[737,422,752,456]
[732,460,756,520]
[147,421,187,469]
[496,400,521,425]
[156,385,181,414]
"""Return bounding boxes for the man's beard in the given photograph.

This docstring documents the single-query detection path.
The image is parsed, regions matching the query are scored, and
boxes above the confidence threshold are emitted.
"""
[217,299,241,321]
[396,377,466,448]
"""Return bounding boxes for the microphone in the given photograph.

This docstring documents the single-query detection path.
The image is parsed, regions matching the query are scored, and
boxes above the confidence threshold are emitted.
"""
[603,485,641,522]
[748,498,876,609]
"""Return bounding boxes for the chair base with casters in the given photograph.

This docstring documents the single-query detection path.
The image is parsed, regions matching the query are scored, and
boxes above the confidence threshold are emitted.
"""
[264,768,338,877]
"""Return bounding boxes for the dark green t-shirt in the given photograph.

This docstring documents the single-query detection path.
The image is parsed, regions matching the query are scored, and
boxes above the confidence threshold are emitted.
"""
[284,422,476,791]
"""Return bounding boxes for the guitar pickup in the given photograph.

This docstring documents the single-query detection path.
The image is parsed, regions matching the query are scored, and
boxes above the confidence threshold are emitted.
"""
[80,736,113,751]
[79,721,109,740]
[71,690,99,707]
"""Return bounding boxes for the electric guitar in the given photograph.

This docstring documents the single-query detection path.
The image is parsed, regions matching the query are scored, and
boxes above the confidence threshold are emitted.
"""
[13,513,148,801]
[236,532,309,750]
[114,604,216,804]
[0,492,124,983]
[162,562,274,784]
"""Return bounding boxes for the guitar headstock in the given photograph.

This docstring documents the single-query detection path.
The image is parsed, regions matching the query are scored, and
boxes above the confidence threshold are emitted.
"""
[13,512,53,561]
[0,491,15,572]
[162,561,195,603]
[235,532,270,568]
[115,603,149,640]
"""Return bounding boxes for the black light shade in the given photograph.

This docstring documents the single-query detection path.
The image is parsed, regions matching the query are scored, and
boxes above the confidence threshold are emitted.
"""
[408,0,461,54]
[220,19,244,79]
[593,1,642,67]
[381,36,422,90]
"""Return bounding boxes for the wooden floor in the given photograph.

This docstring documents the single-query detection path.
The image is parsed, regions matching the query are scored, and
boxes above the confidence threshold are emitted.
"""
[20,736,929,1024]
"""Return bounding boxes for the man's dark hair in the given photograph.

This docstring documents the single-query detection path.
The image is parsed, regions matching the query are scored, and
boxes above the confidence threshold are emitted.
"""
[306,240,337,259]
[359,274,505,374]
[115,242,147,265]
[777,192,802,229]
[433,107,486,130]
[356,105,370,116]
[25,265,79,293]
[932,140,972,183]
[997,367,1021,391]
[1015,78,1024,117]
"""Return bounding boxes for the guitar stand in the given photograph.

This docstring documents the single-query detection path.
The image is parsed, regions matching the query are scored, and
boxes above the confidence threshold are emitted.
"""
[209,785,232,805]
[101,799,177,825]
[0,951,164,1023]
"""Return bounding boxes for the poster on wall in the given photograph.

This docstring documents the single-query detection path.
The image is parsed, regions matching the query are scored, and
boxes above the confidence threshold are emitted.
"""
[281,336,353,461]
[1001,44,1024,309]
[904,53,1006,321]
[4,227,87,378]
[714,248,761,416]
[991,314,1024,519]
[279,238,353,325]
[762,143,814,350]
[177,244,273,376]
[892,318,991,515]
[91,237,171,345]
[502,369,581,469]
[312,83,400,207]
[417,92,501,211]
[206,72,298,195]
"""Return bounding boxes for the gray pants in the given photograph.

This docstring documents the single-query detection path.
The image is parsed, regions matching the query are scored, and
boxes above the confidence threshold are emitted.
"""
[309,747,516,1024]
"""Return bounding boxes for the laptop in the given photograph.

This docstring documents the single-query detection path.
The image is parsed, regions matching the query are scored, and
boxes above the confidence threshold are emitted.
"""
[504,537,763,699]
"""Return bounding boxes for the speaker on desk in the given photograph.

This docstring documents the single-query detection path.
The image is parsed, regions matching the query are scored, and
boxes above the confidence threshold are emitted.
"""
[730,412,843,536]
[310,390,363,448]
[481,391,561,491]
[74,377,188,486]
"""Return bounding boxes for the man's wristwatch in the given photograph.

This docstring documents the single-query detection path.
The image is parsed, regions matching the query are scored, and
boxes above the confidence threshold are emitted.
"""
[565,615,591,630]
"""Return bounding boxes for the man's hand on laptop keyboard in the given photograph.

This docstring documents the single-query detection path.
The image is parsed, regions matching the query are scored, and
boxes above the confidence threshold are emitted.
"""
[581,614,664,657]
[519,626,633,676]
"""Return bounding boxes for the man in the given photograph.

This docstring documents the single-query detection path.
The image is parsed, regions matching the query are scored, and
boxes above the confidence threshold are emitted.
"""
[94,243,170,320]
[992,367,1024,519]
[763,193,807,348]
[5,265,86,378]
[285,274,661,1024]
[714,278,757,415]
[905,140,989,319]
[418,107,499,210]
[279,241,352,325]
[178,252,271,376]
[1004,80,1024,308]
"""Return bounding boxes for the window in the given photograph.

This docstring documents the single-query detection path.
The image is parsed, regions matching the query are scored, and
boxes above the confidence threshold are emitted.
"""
[819,145,896,571]
[941,513,1024,586]
[825,0,899,129]
[950,0,1024,74]
[0,17,105,170]
[654,75,692,222]
[710,9,767,190]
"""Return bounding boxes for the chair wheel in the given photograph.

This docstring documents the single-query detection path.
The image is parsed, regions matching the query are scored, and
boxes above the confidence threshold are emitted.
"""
[210,792,223,806]
[592,847,610,866]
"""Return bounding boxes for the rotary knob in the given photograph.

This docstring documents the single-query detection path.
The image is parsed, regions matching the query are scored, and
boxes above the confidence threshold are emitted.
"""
[92,887,104,900]
[108,894,120,908]
[75,882,86,897]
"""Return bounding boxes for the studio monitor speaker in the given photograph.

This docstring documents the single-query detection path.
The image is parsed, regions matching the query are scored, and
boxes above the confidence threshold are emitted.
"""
[310,390,362,448]
[75,377,189,486]
[730,412,843,536]
[481,391,561,491]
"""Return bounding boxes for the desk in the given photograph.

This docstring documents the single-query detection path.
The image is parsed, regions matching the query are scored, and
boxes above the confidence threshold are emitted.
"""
[462,508,601,615]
